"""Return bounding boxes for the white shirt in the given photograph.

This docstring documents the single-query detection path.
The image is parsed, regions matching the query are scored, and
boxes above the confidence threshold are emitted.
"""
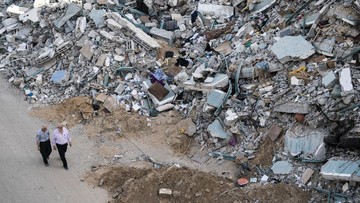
[52,127,71,145]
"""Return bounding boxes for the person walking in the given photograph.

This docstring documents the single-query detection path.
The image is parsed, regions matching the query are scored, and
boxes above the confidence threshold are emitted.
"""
[52,123,72,170]
[35,126,52,166]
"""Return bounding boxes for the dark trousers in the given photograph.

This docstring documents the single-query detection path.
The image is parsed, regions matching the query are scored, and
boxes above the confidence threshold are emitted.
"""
[40,140,52,164]
[56,143,68,167]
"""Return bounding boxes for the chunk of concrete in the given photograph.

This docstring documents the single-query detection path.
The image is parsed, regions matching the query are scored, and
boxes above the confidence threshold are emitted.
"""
[271,161,292,175]
[177,118,197,136]
[316,37,335,57]
[267,125,283,141]
[322,71,337,88]
[75,17,86,37]
[89,9,107,28]
[53,3,82,29]
[207,89,226,108]
[339,68,353,92]
[274,103,310,114]
[95,93,108,103]
[6,4,29,15]
[301,168,314,184]
[320,160,360,182]
[50,70,68,84]
[103,95,119,112]
[207,119,229,140]
[156,103,174,112]
[284,124,328,160]
[198,3,234,18]
[19,8,40,23]
[80,42,94,60]
[159,188,172,195]
[224,110,239,127]
[271,36,315,63]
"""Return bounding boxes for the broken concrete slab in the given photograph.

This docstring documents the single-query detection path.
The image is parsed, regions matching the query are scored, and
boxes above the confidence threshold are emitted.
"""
[339,67,353,92]
[321,160,360,182]
[95,93,108,103]
[322,71,337,88]
[198,3,234,18]
[207,119,229,140]
[251,0,276,14]
[149,27,175,44]
[89,9,107,28]
[53,3,82,29]
[301,168,314,184]
[274,103,310,114]
[207,89,226,108]
[315,37,335,57]
[271,161,292,175]
[271,36,315,63]
[184,73,229,92]
[284,124,328,160]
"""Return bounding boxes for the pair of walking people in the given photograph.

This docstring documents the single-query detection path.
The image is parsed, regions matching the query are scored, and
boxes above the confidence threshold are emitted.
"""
[35,124,72,170]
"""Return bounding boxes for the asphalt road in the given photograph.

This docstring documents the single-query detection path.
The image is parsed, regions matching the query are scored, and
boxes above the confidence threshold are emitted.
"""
[0,76,108,203]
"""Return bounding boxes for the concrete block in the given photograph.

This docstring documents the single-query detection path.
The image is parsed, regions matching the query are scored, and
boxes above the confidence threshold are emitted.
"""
[267,125,282,141]
[321,160,360,182]
[150,27,175,44]
[271,36,315,63]
[291,76,304,86]
[114,55,125,62]
[284,124,328,160]
[274,103,310,114]
[115,83,125,95]
[207,89,226,108]
[207,119,229,140]
[96,54,107,66]
[53,3,82,29]
[271,161,292,175]
[339,68,353,92]
[301,168,314,184]
[156,103,174,112]
[198,4,234,18]
[316,37,335,56]
[159,188,172,195]
[322,71,337,88]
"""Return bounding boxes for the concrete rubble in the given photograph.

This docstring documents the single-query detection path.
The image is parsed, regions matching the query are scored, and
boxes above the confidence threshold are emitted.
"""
[1,0,360,201]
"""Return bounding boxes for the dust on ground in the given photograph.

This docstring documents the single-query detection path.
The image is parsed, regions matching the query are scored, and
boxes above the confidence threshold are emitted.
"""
[86,165,310,203]
[30,97,311,202]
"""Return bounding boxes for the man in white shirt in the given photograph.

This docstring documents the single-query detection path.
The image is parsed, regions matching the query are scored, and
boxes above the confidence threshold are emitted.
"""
[52,123,72,170]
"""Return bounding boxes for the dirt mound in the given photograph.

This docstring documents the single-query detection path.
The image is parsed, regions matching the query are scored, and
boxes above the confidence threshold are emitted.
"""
[91,165,310,203]
[30,96,93,127]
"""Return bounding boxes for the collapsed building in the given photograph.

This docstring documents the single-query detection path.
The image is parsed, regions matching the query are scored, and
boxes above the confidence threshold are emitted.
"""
[1,0,360,201]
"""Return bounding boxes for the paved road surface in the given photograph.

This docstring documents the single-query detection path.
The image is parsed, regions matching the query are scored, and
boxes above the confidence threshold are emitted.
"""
[0,76,108,203]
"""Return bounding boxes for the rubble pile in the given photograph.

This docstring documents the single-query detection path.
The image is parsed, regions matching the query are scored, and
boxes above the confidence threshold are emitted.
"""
[1,0,360,201]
